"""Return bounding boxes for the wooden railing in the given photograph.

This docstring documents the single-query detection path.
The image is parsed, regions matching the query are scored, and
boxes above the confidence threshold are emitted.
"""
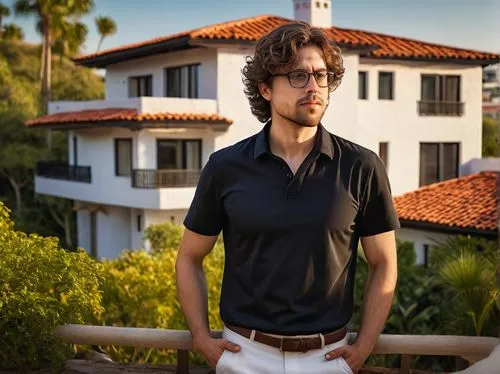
[36,161,91,183]
[55,325,500,374]
[132,169,201,188]
[418,101,464,116]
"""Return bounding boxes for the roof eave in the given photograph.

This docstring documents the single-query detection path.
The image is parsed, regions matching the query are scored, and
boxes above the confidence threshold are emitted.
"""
[399,219,497,238]
[26,120,232,130]
[73,36,193,68]
[365,55,500,66]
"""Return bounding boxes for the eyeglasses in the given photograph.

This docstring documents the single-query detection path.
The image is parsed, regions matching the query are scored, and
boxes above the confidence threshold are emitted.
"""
[272,70,336,88]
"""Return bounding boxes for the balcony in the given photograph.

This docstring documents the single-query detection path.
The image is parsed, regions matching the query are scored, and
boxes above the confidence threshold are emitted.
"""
[132,169,201,189]
[36,161,91,183]
[418,101,464,116]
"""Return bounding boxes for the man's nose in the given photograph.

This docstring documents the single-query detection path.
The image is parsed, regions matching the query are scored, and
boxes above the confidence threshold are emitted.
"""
[305,74,320,94]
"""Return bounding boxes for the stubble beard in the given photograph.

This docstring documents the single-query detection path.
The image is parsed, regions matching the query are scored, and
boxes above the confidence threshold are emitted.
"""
[274,103,327,128]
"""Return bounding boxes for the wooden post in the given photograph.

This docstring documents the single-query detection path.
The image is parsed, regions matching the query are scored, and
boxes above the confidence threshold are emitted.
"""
[400,354,411,374]
[177,349,189,374]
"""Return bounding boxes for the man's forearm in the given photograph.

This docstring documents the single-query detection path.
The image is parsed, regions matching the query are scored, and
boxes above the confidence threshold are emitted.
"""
[355,261,397,353]
[176,257,211,340]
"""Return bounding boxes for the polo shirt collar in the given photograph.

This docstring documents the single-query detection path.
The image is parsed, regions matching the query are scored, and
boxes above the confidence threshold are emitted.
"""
[254,121,334,160]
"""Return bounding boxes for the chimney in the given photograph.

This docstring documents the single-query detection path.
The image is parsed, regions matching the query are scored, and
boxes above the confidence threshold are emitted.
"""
[293,0,332,28]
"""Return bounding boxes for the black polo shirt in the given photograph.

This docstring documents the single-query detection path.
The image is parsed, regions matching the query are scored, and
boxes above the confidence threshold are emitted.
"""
[184,122,400,335]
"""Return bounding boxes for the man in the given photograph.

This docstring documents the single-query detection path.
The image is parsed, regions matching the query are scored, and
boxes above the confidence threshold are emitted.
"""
[176,22,399,374]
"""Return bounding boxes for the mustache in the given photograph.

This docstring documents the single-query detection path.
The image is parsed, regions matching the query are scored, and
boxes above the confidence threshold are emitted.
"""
[298,94,325,105]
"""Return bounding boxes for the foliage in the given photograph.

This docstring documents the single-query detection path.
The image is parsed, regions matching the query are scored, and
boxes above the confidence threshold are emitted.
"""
[0,39,103,245]
[0,201,103,371]
[95,15,117,52]
[94,223,224,365]
[482,116,500,157]
[430,236,499,337]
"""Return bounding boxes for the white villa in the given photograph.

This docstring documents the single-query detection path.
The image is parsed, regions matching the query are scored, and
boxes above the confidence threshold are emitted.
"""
[27,0,500,259]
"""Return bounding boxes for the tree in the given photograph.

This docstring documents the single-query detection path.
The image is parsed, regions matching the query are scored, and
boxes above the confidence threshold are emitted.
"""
[2,23,24,41]
[0,2,10,35]
[431,236,499,337]
[52,20,88,58]
[0,55,43,213]
[13,0,94,118]
[482,116,500,157]
[95,15,116,52]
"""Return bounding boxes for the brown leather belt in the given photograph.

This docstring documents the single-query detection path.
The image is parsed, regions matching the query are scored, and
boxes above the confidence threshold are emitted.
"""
[226,324,347,353]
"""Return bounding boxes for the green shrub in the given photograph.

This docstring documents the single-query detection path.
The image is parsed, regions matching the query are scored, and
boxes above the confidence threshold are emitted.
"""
[0,202,103,372]
[94,222,224,364]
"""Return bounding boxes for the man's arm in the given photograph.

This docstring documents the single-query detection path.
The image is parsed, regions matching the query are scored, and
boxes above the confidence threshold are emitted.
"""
[356,230,398,352]
[175,228,240,368]
[326,230,397,371]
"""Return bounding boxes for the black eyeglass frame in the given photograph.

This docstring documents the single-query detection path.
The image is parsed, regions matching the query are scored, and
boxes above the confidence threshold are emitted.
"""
[271,70,336,88]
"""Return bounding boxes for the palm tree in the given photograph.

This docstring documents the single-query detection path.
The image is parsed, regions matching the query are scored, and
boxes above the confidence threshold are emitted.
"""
[14,0,94,148]
[2,23,24,41]
[52,20,88,58]
[0,2,11,36]
[95,15,116,52]
[14,0,94,109]
[433,236,500,336]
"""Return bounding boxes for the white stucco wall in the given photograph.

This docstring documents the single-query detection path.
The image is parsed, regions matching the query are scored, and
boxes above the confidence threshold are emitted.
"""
[357,60,483,196]
[130,208,145,249]
[76,209,90,252]
[145,209,188,226]
[96,205,131,259]
[397,227,454,265]
[104,48,217,100]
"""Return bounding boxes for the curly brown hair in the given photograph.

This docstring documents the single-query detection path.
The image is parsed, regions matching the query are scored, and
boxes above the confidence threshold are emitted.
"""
[242,22,345,123]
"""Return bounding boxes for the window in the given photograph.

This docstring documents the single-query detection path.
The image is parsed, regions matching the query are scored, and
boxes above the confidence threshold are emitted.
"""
[90,211,97,258]
[316,1,320,7]
[423,244,430,267]
[419,143,459,186]
[420,75,462,115]
[379,142,389,169]
[115,139,132,176]
[157,139,201,170]
[324,2,329,8]
[165,64,199,98]
[359,71,368,99]
[378,72,394,100]
[137,214,142,232]
[73,136,78,165]
[128,75,152,97]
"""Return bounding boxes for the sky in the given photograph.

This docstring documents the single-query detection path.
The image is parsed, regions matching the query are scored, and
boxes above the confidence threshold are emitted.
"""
[4,0,500,56]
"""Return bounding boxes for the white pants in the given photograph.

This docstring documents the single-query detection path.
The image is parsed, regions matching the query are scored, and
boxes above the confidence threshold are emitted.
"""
[216,326,353,374]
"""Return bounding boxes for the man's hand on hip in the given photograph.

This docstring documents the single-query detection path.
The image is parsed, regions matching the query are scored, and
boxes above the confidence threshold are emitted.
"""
[193,336,241,369]
[325,342,371,373]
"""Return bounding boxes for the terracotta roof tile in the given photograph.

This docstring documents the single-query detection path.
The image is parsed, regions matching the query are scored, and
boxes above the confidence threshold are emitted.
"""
[25,108,233,127]
[394,172,499,232]
[74,15,500,66]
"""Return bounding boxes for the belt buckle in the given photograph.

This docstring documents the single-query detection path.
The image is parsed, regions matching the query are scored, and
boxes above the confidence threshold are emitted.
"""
[298,338,308,353]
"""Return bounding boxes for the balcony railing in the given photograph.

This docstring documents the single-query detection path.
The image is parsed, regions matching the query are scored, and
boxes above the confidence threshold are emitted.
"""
[55,324,500,374]
[36,161,91,183]
[132,169,201,188]
[418,101,464,116]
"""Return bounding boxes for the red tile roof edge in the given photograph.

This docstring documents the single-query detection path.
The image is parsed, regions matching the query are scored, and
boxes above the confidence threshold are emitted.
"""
[25,108,234,127]
[394,171,499,232]
[73,15,500,64]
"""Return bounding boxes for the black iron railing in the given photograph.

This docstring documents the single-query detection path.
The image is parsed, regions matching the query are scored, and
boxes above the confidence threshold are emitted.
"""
[418,101,464,116]
[36,161,91,183]
[132,169,201,188]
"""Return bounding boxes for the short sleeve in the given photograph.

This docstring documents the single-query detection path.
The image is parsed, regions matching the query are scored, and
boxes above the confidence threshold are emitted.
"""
[356,156,400,237]
[183,156,225,236]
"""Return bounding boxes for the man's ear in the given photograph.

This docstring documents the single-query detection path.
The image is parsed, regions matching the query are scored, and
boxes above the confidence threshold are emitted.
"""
[258,82,272,101]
